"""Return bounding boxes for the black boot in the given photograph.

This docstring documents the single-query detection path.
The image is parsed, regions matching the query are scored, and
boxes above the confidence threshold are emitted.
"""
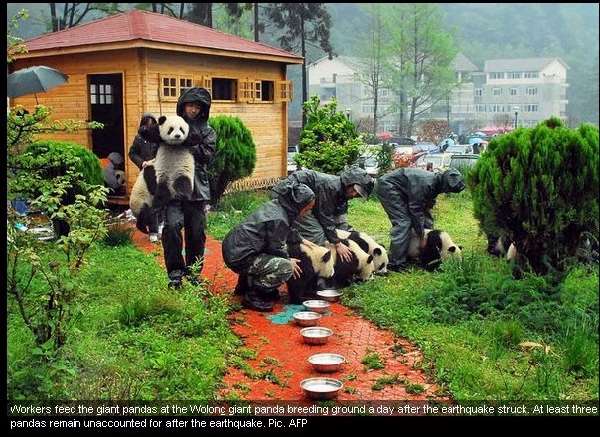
[263,288,281,302]
[168,269,184,289]
[234,273,249,296]
[242,288,274,312]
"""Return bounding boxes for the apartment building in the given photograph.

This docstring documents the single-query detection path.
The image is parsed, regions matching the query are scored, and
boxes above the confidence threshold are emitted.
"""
[476,57,569,128]
[307,55,569,135]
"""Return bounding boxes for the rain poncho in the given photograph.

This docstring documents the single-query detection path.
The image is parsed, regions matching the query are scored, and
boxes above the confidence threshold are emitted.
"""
[271,166,373,245]
[129,113,159,169]
[222,182,315,272]
[376,167,465,269]
[176,88,217,202]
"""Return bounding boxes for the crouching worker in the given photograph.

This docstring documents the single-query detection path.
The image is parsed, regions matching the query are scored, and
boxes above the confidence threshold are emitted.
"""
[376,167,465,272]
[222,182,316,312]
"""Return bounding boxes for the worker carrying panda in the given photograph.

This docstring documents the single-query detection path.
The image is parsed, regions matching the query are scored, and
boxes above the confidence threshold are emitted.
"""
[376,167,466,272]
[271,166,375,264]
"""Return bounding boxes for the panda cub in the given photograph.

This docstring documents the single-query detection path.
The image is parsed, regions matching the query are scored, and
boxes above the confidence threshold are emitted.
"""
[287,241,335,304]
[407,229,462,271]
[329,238,375,288]
[129,114,194,233]
[153,115,195,208]
[336,229,389,275]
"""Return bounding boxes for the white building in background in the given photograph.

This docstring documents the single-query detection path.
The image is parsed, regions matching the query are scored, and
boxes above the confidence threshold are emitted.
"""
[474,57,569,127]
[308,55,569,135]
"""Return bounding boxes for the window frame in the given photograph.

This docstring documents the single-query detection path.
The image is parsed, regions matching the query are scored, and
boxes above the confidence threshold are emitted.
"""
[159,74,194,101]
[492,88,502,96]
[211,77,238,103]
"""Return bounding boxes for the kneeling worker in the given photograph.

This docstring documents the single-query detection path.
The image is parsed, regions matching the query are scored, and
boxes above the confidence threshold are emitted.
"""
[376,167,465,272]
[222,181,316,311]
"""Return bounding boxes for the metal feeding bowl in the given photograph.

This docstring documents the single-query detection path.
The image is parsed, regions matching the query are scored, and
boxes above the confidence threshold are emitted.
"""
[302,299,331,314]
[308,353,346,373]
[300,327,333,345]
[316,289,343,302]
[293,311,322,327]
[300,378,343,400]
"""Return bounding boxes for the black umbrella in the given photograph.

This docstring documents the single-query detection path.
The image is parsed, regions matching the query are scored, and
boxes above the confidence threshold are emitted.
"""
[7,66,69,104]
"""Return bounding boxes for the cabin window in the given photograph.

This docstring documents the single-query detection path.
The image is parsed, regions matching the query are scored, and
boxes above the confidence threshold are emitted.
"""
[90,83,113,105]
[179,78,193,96]
[212,78,237,101]
[278,81,293,102]
[261,81,274,102]
[159,75,193,100]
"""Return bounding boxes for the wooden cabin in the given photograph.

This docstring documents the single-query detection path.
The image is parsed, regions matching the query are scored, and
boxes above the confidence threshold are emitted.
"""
[10,9,302,200]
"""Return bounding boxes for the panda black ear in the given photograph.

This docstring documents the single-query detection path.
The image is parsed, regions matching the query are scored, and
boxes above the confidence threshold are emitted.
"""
[322,251,331,263]
[448,246,457,253]
[158,115,167,125]
[374,248,382,256]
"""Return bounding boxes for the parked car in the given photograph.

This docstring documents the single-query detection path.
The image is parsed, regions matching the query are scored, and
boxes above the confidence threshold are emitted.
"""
[415,142,440,154]
[389,136,416,147]
[358,153,379,177]
[445,144,473,155]
[287,144,299,174]
[450,154,480,174]
[416,153,453,171]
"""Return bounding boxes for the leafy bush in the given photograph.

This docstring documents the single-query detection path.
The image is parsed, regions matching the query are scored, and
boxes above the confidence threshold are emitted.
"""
[374,143,394,176]
[207,115,256,206]
[295,96,363,174]
[25,140,104,186]
[468,117,599,276]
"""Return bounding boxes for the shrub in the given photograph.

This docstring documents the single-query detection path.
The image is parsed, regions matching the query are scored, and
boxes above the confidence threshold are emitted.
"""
[374,143,394,176]
[25,140,103,186]
[468,117,599,276]
[295,96,363,174]
[103,220,133,247]
[207,116,256,206]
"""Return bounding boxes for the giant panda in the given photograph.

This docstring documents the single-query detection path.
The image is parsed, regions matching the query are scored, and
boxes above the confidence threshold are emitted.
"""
[488,235,518,261]
[287,241,335,304]
[129,114,194,232]
[336,229,389,275]
[129,159,157,233]
[328,238,375,288]
[153,115,195,208]
[407,228,462,271]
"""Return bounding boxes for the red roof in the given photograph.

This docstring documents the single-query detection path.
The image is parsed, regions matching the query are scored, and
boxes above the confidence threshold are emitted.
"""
[23,9,302,63]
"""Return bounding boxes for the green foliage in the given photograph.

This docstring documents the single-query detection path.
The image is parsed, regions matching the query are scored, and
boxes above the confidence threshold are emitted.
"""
[344,193,598,400]
[295,96,363,174]
[7,104,108,353]
[207,115,257,205]
[26,140,104,186]
[102,221,134,247]
[361,351,385,370]
[374,143,394,176]
[206,190,269,241]
[468,118,599,276]
[7,9,29,63]
[9,244,239,399]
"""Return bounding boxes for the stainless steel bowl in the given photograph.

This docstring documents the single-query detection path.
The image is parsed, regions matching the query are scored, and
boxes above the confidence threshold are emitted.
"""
[300,327,333,345]
[302,299,331,314]
[316,289,343,302]
[293,311,322,327]
[300,377,343,400]
[308,353,346,373]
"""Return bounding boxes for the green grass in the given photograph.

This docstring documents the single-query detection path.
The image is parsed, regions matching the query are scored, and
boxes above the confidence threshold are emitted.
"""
[8,244,240,400]
[207,190,269,241]
[344,191,599,401]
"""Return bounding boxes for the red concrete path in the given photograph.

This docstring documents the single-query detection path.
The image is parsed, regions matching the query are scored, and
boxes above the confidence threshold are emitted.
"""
[131,226,449,402]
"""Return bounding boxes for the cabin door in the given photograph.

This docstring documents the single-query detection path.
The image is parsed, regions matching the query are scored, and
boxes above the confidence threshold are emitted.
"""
[88,73,125,196]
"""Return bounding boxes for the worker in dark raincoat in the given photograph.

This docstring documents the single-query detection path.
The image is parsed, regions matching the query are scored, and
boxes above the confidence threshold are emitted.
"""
[222,181,316,312]
[376,167,465,272]
[271,166,374,264]
[162,87,217,288]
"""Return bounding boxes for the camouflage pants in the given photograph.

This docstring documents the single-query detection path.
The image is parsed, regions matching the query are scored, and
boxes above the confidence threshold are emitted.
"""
[246,254,293,289]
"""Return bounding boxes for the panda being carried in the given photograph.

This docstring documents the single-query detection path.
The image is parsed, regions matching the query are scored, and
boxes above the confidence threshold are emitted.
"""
[130,87,216,289]
[129,114,195,231]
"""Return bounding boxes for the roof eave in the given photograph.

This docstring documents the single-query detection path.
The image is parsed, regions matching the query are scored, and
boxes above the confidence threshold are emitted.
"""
[15,39,304,65]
